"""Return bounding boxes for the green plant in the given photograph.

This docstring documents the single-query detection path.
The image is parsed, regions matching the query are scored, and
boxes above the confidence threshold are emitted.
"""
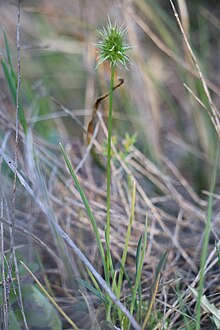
[59,17,170,329]
[96,19,132,289]
[60,19,147,328]
[102,132,137,161]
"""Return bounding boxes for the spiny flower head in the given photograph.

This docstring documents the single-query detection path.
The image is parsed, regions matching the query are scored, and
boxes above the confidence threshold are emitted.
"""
[96,18,132,69]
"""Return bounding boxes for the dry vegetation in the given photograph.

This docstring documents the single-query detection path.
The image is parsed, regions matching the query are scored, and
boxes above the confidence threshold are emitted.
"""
[0,0,220,329]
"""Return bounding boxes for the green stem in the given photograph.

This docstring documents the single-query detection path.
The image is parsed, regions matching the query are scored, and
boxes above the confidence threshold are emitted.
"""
[106,65,115,259]
[105,65,115,320]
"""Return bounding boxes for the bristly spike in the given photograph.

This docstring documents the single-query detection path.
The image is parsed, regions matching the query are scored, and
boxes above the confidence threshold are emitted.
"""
[95,18,133,69]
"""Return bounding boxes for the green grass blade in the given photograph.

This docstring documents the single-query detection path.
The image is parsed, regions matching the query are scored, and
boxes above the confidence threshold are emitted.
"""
[137,272,142,323]
[215,241,220,268]
[86,267,102,294]
[1,55,28,134]
[130,214,148,318]
[110,269,119,324]
[76,278,109,304]
[104,227,114,280]
[1,32,28,134]
[117,260,133,293]
[4,31,13,67]
[3,31,17,82]
[117,181,136,298]
[59,143,107,280]
[135,233,144,323]
[195,147,219,330]
[142,251,167,329]
[17,103,28,135]
[1,56,17,103]
[155,251,168,282]
[135,236,143,272]
[175,279,195,330]
[115,182,136,323]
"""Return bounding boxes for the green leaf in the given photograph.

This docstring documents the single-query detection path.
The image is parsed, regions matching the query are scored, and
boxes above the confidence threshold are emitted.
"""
[135,236,143,275]
[1,56,17,104]
[9,310,22,330]
[60,143,106,277]
[4,32,14,72]
[22,285,62,330]
[155,251,168,280]
[3,31,17,83]
[135,235,143,322]
[76,278,108,304]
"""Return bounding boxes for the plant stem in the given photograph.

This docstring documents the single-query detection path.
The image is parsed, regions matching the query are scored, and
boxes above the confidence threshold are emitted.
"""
[105,64,115,321]
[106,64,115,269]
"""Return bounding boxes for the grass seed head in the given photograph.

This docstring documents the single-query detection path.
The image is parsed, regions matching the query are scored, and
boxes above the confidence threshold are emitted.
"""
[96,18,132,69]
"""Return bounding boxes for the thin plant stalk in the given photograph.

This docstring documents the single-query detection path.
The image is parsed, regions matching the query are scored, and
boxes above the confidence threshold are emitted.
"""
[96,19,132,287]
[105,64,115,321]
[131,215,148,314]
[106,65,115,275]
[116,182,136,323]
[117,182,136,296]
[195,147,219,329]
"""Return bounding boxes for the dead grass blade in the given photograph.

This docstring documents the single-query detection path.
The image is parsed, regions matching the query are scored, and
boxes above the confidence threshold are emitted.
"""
[87,78,124,144]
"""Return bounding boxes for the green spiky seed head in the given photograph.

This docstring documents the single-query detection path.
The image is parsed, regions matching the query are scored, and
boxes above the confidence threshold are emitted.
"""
[96,18,132,69]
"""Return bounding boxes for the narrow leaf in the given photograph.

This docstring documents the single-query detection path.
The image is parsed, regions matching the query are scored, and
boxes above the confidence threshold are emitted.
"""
[142,251,168,329]
[3,31,17,82]
[1,55,28,134]
[117,182,136,298]
[76,278,109,304]
[60,143,107,278]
